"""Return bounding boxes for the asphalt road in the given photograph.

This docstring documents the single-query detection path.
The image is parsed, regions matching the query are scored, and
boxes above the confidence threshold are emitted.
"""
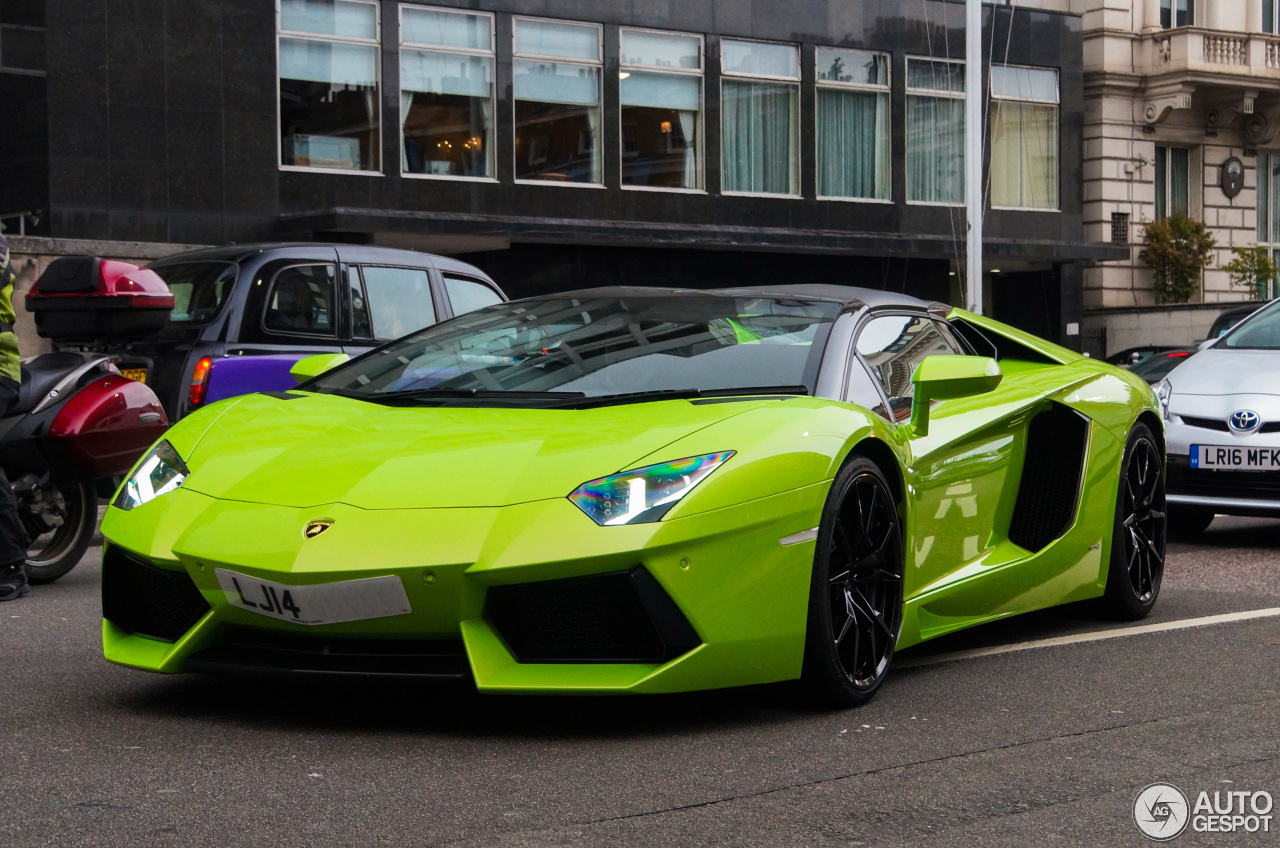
[2,517,1279,848]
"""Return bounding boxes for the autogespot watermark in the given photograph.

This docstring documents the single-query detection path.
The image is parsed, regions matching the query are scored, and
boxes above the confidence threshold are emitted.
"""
[1133,783,1274,840]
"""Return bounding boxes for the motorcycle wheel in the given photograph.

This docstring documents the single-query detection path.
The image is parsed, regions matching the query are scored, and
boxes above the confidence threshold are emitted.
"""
[25,479,98,584]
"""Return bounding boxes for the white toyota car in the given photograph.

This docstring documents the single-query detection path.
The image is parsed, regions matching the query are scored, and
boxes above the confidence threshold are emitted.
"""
[1159,299,1280,534]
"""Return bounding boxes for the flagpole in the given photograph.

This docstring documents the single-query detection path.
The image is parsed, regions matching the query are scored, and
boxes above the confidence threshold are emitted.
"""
[965,0,984,314]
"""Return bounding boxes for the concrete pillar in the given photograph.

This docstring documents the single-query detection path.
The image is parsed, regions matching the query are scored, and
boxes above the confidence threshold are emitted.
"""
[1208,0,1227,30]
[1247,0,1265,32]
[1143,0,1163,33]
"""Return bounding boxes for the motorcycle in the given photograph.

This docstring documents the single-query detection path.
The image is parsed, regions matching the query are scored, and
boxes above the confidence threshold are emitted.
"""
[10,257,174,582]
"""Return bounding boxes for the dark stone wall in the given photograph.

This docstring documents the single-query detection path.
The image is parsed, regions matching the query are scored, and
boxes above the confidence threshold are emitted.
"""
[42,0,1085,257]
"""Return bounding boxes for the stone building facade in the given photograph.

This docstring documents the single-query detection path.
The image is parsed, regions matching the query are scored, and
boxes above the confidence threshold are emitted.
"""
[1081,0,1277,351]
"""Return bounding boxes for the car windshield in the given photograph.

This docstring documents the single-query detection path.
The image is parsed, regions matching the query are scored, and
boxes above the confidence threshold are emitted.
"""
[1221,301,1280,349]
[154,261,238,324]
[309,293,841,402]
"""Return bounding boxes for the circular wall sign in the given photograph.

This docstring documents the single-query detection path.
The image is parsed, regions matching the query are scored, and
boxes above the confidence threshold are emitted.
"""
[1221,157,1245,198]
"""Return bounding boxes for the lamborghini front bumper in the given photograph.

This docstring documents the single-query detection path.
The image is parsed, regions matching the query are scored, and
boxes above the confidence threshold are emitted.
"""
[100,484,827,694]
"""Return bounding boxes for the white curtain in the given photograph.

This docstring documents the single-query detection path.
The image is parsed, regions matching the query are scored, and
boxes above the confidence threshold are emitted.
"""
[677,110,697,189]
[722,80,797,194]
[817,88,889,199]
[907,95,964,203]
[988,99,1059,211]
[586,107,602,183]
[400,92,415,172]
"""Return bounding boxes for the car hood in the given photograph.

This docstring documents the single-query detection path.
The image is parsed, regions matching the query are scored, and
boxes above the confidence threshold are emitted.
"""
[1168,348,1280,396]
[179,392,779,509]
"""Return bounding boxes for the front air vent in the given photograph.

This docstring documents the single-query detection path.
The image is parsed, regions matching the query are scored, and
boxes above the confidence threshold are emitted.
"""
[102,546,210,641]
[487,567,700,664]
[187,629,469,680]
[1008,404,1091,552]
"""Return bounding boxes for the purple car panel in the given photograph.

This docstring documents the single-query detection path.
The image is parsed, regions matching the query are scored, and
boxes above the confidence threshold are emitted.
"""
[204,355,308,404]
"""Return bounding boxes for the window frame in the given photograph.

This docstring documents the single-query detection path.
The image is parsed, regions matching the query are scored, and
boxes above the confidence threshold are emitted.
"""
[398,5,498,184]
[1256,152,1280,300]
[618,26,707,196]
[511,15,606,190]
[259,262,341,340]
[276,0,384,177]
[1154,144,1191,221]
[1160,0,1196,29]
[719,36,803,200]
[988,63,1060,213]
[357,263,441,341]
[814,47,892,205]
[441,272,505,318]
[851,310,962,421]
[904,56,966,208]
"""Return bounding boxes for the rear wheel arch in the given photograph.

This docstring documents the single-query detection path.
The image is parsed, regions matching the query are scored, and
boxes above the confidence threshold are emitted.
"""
[1135,411,1165,459]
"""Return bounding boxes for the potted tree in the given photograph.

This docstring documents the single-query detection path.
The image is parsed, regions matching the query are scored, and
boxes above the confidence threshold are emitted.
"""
[1139,214,1216,304]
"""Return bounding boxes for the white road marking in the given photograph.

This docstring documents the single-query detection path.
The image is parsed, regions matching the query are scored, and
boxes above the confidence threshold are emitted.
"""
[896,606,1280,669]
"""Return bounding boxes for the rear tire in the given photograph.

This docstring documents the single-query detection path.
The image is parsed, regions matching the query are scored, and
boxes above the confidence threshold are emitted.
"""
[24,479,97,585]
[1100,423,1165,620]
[800,457,904,708]
[1168,506,1214,539]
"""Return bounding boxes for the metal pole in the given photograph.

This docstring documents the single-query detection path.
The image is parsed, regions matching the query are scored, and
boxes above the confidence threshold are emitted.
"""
[965,0,984,314]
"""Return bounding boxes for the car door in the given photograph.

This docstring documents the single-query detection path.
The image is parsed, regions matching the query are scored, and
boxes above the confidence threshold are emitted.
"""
[854,312,1032,617]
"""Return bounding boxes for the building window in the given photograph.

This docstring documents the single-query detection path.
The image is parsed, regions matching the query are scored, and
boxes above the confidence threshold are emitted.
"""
[906,58,965,205]
[278,0,381,173]
[721,39,800,196]
[1155,146,1189,220]
[1161,0,1194,28]
[989,66,1059,210]
[399,7,494,180]
[1257,154,1280,293]
[816,48,890,202]
[513,18,603,185]
[1268,0,1280,33]
[620,29,704,192]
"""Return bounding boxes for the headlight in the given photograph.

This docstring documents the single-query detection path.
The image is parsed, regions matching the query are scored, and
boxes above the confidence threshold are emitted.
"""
[113,440,189,511]
[1156,378,1172,421]
[568,452,734,526]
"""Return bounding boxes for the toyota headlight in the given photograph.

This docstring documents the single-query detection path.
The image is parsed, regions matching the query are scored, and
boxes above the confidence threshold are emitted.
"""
[1156,378,1172,421]
[568,452,735,526]
[113,440,189,511]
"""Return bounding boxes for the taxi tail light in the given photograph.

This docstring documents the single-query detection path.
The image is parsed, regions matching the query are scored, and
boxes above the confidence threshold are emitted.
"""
[188,357,212,407]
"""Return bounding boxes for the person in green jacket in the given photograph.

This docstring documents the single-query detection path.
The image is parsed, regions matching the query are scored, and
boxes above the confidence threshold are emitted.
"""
[0,233,31,600]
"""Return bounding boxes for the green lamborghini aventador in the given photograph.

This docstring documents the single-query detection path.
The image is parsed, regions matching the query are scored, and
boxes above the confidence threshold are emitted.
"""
[101,286,1165,706]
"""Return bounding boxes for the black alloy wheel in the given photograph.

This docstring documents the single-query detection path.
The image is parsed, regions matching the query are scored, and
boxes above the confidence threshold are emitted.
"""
[802,456,905,707]
[1102,423,1166,619]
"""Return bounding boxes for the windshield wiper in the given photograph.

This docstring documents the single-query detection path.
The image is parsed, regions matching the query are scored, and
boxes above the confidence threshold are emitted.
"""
[560,385,809,409]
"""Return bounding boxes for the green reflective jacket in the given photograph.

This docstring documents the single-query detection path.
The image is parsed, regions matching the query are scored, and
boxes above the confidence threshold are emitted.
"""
[0,234,20,384]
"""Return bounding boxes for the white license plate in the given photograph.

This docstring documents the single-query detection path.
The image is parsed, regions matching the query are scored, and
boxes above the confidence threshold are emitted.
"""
[215,569,411,626]
[1191,444,1280,471]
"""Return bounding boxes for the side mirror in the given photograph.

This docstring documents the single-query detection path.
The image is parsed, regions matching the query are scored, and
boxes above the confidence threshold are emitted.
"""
[289,353,350,384]
[909,355,1003,436]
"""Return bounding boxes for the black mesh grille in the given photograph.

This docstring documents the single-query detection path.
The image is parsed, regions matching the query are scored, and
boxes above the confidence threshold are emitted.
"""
[1008,405,1090,552]
[1168,456,1280,499]
[187,629,469,679]
[101,546,210,642]
[487,567,700,663]
[1180,416,1230,432]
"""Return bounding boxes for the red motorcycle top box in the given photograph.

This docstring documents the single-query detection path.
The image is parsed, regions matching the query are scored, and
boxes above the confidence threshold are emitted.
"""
[25,256,175,342]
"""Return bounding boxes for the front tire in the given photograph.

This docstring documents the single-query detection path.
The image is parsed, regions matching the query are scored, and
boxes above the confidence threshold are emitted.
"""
[23,479,97,584]
[801,457,904,708]
[1101,423,1166,619]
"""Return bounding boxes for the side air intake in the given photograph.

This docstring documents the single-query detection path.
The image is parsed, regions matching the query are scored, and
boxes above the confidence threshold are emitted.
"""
[487,567,700,664]
[1008,404,1090,552]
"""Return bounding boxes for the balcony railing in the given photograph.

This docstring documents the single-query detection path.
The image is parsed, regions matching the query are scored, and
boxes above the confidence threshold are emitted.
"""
[1140,27,1280,81]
